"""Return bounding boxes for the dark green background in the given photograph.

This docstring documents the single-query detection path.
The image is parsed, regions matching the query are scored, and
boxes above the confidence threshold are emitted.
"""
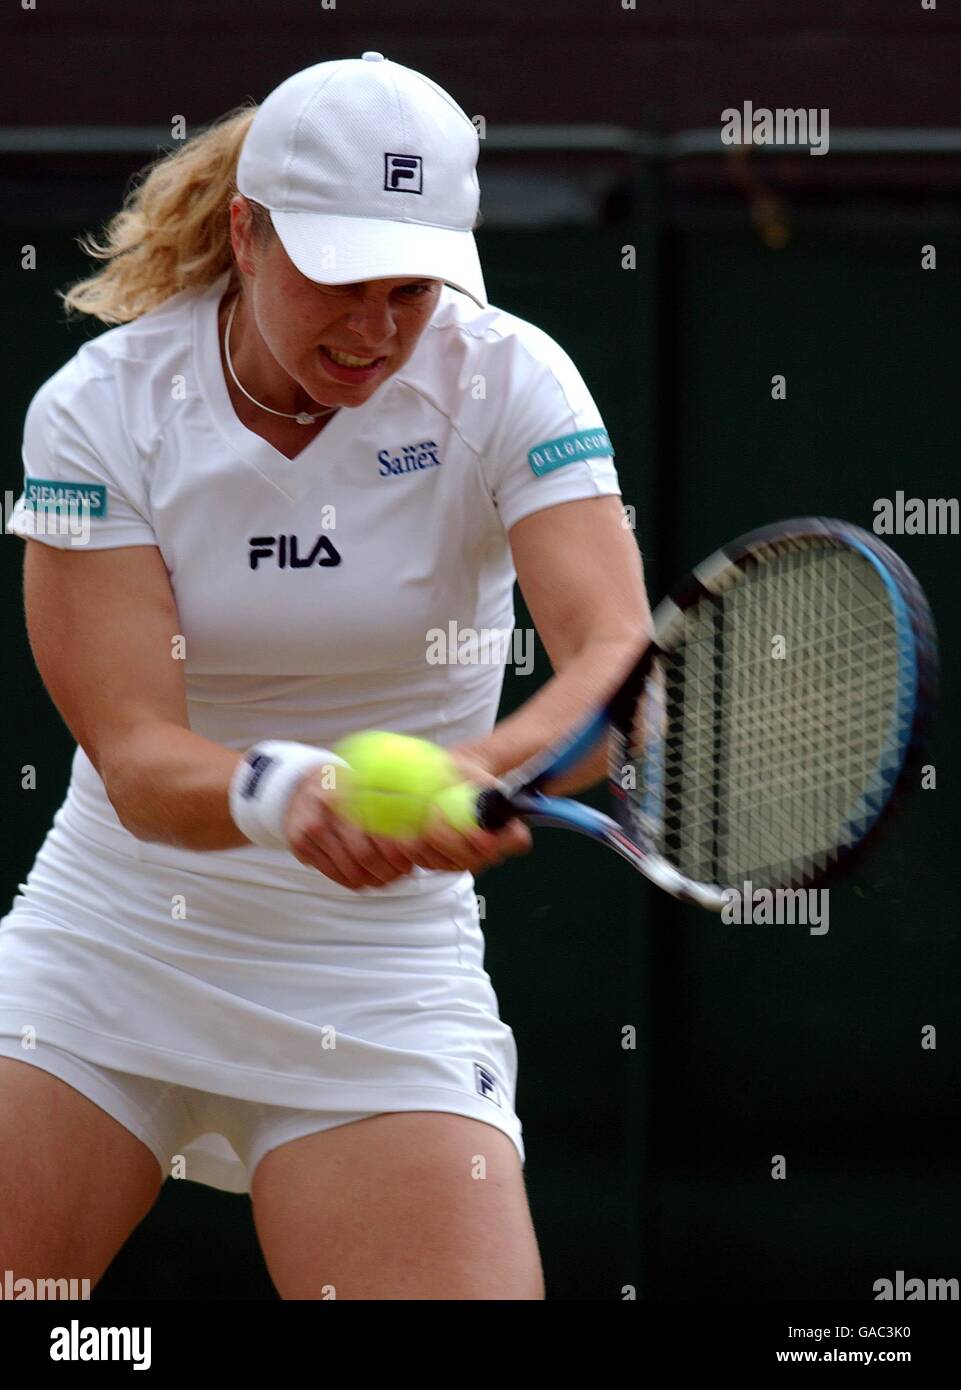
[1,197,957,1299]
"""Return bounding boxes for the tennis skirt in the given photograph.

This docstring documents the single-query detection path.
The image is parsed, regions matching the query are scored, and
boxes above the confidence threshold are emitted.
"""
[0,812,524,1195]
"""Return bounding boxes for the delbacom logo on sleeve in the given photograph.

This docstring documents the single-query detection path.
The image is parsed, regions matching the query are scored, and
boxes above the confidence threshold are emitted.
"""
[527,428,613,477]
[24,478,108,518]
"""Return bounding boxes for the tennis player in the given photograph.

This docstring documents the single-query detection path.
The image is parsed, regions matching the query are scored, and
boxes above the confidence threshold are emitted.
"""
[0,54,649,1299]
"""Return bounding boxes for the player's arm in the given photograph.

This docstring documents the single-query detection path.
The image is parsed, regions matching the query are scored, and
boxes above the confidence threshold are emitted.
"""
[22,540,247,849]
[23,540,433,886]
[457,494,652,793]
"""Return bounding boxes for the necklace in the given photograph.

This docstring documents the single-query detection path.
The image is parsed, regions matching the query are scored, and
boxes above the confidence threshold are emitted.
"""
[223,296,337,426]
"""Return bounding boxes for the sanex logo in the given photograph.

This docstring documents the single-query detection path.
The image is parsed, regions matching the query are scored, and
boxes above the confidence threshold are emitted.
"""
[378,440,441,477]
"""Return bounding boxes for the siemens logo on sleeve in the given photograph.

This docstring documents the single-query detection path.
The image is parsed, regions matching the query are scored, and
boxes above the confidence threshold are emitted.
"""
[24,478,108,517]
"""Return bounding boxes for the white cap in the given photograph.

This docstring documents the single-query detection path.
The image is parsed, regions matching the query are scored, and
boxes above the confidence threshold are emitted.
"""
[237,53,487,308]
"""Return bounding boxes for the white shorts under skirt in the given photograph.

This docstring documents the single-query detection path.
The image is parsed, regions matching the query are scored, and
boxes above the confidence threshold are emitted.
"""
[0,816,524,1195]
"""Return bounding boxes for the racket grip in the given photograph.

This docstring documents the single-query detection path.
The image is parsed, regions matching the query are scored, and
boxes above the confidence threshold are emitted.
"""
[475,787,517,831]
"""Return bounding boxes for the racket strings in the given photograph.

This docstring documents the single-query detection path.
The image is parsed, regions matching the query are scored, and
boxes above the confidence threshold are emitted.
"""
[628,542,904,889]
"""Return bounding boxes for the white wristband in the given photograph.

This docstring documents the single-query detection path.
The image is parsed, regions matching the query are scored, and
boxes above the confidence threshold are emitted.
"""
[228,740,347,851]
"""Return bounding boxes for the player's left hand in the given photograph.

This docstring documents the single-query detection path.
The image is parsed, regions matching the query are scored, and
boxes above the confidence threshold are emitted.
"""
[402,747,532,875]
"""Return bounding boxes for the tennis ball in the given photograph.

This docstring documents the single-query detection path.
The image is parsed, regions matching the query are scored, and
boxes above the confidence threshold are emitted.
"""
[331,731,458,838]
[432,781,480,833]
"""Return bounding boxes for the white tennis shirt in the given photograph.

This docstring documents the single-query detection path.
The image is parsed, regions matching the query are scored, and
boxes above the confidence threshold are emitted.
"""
[6,271,621,895]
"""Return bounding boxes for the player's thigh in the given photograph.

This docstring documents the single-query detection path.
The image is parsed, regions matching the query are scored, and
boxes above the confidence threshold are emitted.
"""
[0,1056,164,1283]
[251,1110,544,1300]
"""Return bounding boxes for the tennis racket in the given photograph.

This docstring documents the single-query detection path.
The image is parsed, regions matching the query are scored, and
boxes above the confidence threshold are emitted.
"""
[472,517,938,911]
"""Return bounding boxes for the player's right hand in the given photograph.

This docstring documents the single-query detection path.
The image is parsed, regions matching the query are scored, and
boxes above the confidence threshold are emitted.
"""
[283,766,419,889]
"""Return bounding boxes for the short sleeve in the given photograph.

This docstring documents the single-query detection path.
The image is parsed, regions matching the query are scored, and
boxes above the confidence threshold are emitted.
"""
[482,331,621,534]
[5,371,157,550]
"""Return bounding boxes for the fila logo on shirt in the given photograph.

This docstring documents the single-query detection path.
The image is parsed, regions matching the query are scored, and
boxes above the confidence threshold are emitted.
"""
[248,535,342,570]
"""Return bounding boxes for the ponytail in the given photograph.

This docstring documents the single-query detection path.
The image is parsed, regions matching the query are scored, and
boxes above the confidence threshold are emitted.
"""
[60,105,267,324]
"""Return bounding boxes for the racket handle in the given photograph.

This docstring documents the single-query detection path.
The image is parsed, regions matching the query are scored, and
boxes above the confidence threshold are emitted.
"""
[475,786,516,831]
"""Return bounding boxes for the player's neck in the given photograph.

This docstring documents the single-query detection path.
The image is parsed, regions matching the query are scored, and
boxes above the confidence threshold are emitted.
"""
[217,292,338,460]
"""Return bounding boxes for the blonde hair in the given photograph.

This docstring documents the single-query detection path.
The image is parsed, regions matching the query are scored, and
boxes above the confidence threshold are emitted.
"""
[60,106,272,324]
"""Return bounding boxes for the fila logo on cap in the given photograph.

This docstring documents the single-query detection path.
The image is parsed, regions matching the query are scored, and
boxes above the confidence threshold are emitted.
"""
[384,153,423,194]
[236,55,487,306]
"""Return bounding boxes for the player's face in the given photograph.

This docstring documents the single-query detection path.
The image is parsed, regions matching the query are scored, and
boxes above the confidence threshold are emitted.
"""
[239,211,442,409]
